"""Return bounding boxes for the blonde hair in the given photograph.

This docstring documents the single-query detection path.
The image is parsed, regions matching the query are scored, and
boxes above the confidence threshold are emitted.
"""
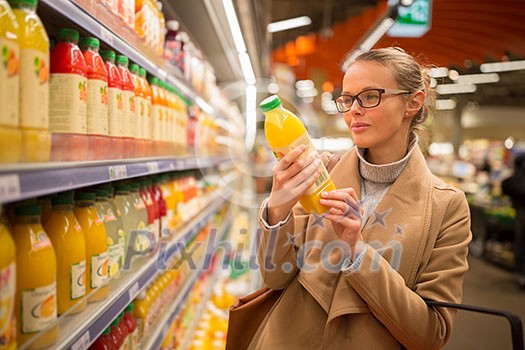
[349,47,436,138]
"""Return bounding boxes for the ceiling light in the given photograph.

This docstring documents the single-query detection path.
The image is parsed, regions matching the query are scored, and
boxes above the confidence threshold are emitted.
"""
[267,16,312,33]
[504,137,515,149]
[436,83,476,95]
[429,67,449,78]
[222,0,246,53]
[455,73,499,84]
[239,52,256,85]
[480,60,525,73]
[448,69,459,80]
[267,82,279,94]
[295,80,314,90]
[195,97,214,115]
[436,99,457,110]
[430,78,437,88]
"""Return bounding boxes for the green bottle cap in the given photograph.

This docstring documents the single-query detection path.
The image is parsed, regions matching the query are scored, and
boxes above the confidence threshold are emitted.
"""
[259,95,282,112]
[79,37,100,51]
[51,195,73,206]
[57,28,80,43]
[14,204,41,217]
[139,68,147,78]
[129,63,139,74]
[8,0,37,8]
[100,50,116,62]
[125,303,134,312]
[147,76,159,85]
[116,55,129,66]
[114,184,130,192]
[75,192,96,201]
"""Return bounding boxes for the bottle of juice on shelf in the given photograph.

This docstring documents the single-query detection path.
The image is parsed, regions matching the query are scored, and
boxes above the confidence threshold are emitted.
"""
[260,95,336,214]
[129,63,144,157]
[123,303,138,350]
[109,318,125,350]
[74,191,109,303]
[0,206,16,350]
[117,313,130,350]
[49,28,88,162]
[116,55,136,159]
[12,204,58,348]
[127,181,148,256]
[0,0,21,164]
[159,82,171,154]
[138,180,158,249]
[155,1,165,56]
[100,50,124,160]
[79,37,109,161]
[38,195,52,224]
[133,289,150,341]
[163,20,179,67]
[138,68,152,156]
[113,184,133,265]
[44,195,87,315]
[9,0,51,163]
[102,185,126,274]
[94,189,122,280]
[145,179,160,240]
[151,177,168,239]
[89,327,115,350]
[147,76,161,156]
[158,175,174,237]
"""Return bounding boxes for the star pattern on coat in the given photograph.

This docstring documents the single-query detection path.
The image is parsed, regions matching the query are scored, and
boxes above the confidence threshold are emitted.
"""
[369,208,392,229]
[393,224,407,236]
[286,232,298,248]
[310,212,326,230]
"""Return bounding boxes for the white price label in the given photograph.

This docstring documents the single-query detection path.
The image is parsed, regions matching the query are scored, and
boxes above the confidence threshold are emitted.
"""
[71,331,90,350]
[0,175,21,202]
[108,165,127,180]
[100,26,114,46]
[128,282,140,301]
[147,162,159,173]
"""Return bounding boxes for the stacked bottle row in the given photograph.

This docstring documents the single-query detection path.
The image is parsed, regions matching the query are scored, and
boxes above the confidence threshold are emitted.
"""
[0,170,205,349]
[89,303,139,350]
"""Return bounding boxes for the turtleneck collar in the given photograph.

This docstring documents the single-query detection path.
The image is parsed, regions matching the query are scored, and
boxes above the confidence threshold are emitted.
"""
[357,132,419,184]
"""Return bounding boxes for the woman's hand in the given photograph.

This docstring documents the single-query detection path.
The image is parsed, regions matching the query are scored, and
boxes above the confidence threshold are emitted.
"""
[267,145,322,225]
[320,188,364,251]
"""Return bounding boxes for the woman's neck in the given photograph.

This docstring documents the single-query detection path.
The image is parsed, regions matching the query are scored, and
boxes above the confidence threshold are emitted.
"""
[366,128,411,164]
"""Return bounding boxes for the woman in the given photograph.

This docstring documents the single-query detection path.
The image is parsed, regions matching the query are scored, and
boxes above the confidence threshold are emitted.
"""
[255,47,471,349]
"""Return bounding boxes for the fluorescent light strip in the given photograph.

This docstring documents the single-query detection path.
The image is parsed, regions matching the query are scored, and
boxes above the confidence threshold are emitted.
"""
[429,67,449,78]
[455,73,499,84]
[267,16,312,33]
[436,83,477,95]
[239,52,256,85]
[436,99,457,110]
[480,60,525,73]
[360,17,395,52]
[222,0,247,53]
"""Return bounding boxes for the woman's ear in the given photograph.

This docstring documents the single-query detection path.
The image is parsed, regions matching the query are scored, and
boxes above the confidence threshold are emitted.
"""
[405,91,426,118]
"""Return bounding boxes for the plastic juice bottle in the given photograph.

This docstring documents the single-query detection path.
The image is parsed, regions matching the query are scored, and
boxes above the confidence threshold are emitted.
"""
[163,20,179,67]
[138,68,152,156]
[9,0,51,163]
[100,50,124,160]
[138,180,157,247]
[113,184,133,265]
[127,182,148,256]
[123,303,138,350]
[79,37,109,161]
[156,1,165,55]
[158,175,174,235]
[109,318,125,350]
[128,64,144,157]
[157,81,167,150]
[0,206,16,350]
[260,95,336,214]
[44,195,87,315]
[94,189,122,280]
[74,192,109,303]
[38,195,52,224]
[49,28,88,161]
[12,204,58,348]
[0,0,21,164]
[103,185,126,274]
[152,177,168,239]
[117,313,130,350]
[89,327,115,350]
[133,290,150,341]
[145,179,160,240]
[147,76,161,155]
[116,55,136,159]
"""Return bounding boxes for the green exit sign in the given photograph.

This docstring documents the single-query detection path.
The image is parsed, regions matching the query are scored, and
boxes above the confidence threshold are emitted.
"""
[387,0,432,37]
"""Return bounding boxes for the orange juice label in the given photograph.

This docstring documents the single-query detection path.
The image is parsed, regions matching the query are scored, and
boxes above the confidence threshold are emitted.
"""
[49,73,87,133]
[0,39,20,127]
[107,243,120,278]
[30,230,52,251]
[122,91,135,138]
[90,252,108,288]
[271,132,330,195]
[0,262,16,347]
[20,49,49,128]
[151,105,162,141]
[108,87,124,136]
[21,282,57,334]
[87,79,109,135]
[70,260,86,300]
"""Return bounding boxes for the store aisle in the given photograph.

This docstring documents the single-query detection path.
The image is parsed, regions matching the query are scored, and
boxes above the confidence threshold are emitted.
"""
[445,255,525,349]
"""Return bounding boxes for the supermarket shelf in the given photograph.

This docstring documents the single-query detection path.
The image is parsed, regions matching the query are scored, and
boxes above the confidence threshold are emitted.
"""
[143,214,233,350]
[20,186,235,350]
[39,0,214,114]
[0,156,232,204]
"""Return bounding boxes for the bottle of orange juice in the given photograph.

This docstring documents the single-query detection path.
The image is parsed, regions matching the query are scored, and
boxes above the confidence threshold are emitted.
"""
[139,67,152,157]
[129,63,144,157]
[44,195,87,315]
[260,95,336,214]
[0,206,16,350]
[9,0,51,163]
[0,0,21,164]
[12,203,58,348]
[74,192,109,303]
[147,76,162,156]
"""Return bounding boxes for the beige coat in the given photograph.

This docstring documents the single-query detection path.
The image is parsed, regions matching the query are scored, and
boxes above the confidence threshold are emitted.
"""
[253,146,471,350]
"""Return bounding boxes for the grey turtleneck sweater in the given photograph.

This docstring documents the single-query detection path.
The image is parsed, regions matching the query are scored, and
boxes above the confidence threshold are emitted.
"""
[357,133,418,228]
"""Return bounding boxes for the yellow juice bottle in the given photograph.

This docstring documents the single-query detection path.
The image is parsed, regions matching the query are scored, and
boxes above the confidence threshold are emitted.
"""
[12,203,58,348]
[0,206,16,350]
[9,0,51,163]
[260,95,336,214]
[74,192,109,303]
[44,195,87,315]
[0,0,21,164]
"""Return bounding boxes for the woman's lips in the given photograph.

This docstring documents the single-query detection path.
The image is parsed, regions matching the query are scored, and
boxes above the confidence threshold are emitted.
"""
[351,123,370,132]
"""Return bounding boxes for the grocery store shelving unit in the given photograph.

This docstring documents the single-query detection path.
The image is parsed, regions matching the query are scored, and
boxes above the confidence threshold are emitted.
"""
[143,213,233,350]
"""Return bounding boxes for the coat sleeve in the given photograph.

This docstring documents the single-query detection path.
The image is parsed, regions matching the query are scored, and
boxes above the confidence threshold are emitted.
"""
[257,201,310,290]
[343,190,472,350]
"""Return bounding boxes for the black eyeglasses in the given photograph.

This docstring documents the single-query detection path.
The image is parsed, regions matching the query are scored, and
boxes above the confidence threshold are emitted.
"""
[333,88,412,112]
